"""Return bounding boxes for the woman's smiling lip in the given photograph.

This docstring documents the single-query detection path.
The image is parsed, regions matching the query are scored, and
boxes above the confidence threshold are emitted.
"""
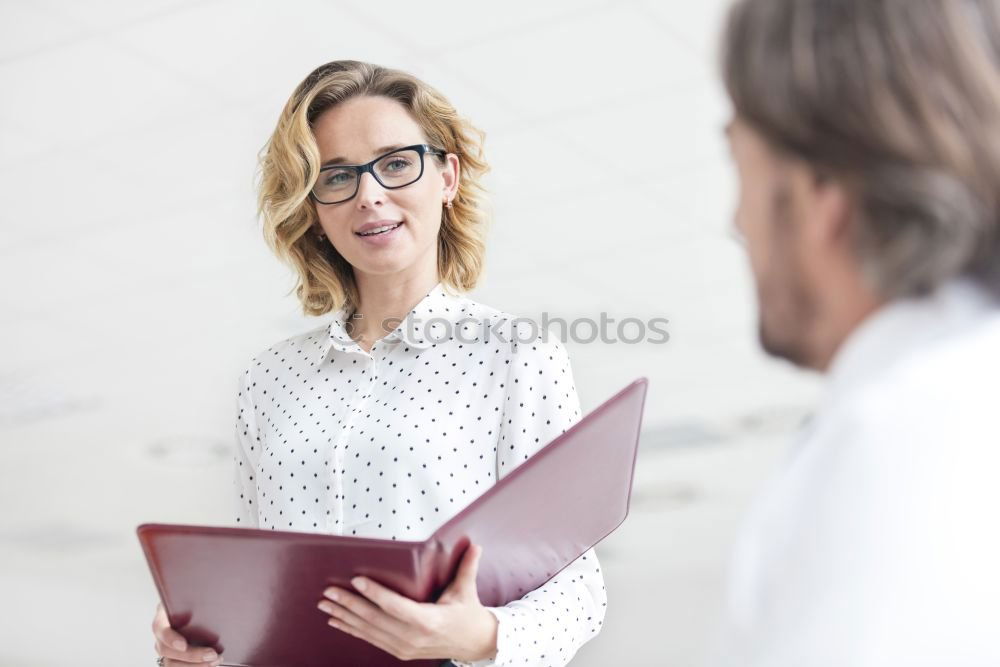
[355,219,403,235]
[354,219,404,246]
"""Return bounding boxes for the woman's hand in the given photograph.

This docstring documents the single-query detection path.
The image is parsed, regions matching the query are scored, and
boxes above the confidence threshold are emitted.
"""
[152,603,223,666]
[317,543,499,663]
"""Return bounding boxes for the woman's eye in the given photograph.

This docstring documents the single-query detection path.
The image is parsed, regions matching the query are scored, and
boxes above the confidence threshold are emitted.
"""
[325,171,353,186]
[385,158,410,171]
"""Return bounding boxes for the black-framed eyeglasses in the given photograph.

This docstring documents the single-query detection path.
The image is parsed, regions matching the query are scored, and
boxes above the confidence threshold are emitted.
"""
[310,143,447,205]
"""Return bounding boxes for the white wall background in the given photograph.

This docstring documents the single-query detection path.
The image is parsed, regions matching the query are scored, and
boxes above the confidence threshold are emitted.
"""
[0,1,821,664]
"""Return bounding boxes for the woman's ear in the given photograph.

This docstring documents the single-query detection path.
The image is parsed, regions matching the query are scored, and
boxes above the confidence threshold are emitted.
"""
[442,153,461,200]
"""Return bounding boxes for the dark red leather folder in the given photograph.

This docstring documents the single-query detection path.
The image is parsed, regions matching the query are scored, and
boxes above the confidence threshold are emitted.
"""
[138,378,647,667]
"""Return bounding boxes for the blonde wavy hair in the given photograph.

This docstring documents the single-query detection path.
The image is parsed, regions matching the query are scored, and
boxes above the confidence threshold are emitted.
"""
[256,60,491,316]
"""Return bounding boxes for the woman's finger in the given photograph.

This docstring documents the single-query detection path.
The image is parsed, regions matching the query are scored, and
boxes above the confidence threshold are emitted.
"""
[153,603,221,665]
[321,588,407,636]
[162,658,222,667]
[152,603,189,651]
[155,638,221,664]
[327,617,407,660]
[327,616,403,660]
[449,544,483,598]
[348,577,422,623]
[318,599,403,651]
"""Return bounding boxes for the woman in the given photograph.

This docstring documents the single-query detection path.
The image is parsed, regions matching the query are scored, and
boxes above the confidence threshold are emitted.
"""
[152,60,606,667]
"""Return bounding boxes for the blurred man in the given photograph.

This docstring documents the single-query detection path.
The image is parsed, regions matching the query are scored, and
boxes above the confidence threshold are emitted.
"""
[717,0,1000,664]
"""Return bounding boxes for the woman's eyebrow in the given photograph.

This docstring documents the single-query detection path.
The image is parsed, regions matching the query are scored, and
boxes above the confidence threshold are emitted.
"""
[321,144,408,167]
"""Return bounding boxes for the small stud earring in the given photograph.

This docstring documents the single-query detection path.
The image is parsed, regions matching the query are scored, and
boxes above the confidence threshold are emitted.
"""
[445,199,453,209]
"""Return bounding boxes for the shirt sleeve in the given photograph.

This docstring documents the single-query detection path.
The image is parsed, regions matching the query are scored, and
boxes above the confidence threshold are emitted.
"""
[453,327,608,667]
[234,359,260,528]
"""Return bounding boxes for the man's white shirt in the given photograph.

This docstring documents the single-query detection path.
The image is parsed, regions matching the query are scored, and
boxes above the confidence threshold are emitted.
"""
[716,279,1000,666]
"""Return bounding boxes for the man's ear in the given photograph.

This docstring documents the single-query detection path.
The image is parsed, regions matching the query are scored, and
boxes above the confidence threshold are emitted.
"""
[802,166,853,247]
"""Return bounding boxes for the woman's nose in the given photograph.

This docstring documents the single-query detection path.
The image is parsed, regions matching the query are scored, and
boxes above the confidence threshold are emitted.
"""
[354,172,386,209]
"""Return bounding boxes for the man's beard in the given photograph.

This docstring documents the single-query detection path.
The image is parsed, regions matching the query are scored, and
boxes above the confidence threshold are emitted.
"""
[756,179,818,368]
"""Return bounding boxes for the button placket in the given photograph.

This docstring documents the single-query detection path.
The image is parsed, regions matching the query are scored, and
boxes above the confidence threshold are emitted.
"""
[326,345,379,533]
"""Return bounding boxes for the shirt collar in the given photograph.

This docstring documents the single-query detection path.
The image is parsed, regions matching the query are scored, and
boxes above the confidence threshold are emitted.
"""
[318,282,466,361]
[826,277,998,398]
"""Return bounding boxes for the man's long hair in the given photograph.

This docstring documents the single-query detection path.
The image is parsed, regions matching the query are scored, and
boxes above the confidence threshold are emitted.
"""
[723,0,1000,299]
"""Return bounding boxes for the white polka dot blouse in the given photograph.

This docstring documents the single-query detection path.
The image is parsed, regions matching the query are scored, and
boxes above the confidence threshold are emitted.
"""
[233,282,607,666]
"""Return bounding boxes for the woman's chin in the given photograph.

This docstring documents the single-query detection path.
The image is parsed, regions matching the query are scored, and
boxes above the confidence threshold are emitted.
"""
[340,237,403,265]
[349,253,419,278]
[344,234,434,277]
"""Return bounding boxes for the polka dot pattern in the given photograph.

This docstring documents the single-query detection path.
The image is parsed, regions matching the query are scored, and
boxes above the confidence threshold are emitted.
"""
[233,283,607,665]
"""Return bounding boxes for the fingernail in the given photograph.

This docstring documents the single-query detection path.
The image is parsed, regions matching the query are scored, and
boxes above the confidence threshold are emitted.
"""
[351,577,366,591]
[324,588,339,601]
[172,639,186,650]
[202,650,218,661]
